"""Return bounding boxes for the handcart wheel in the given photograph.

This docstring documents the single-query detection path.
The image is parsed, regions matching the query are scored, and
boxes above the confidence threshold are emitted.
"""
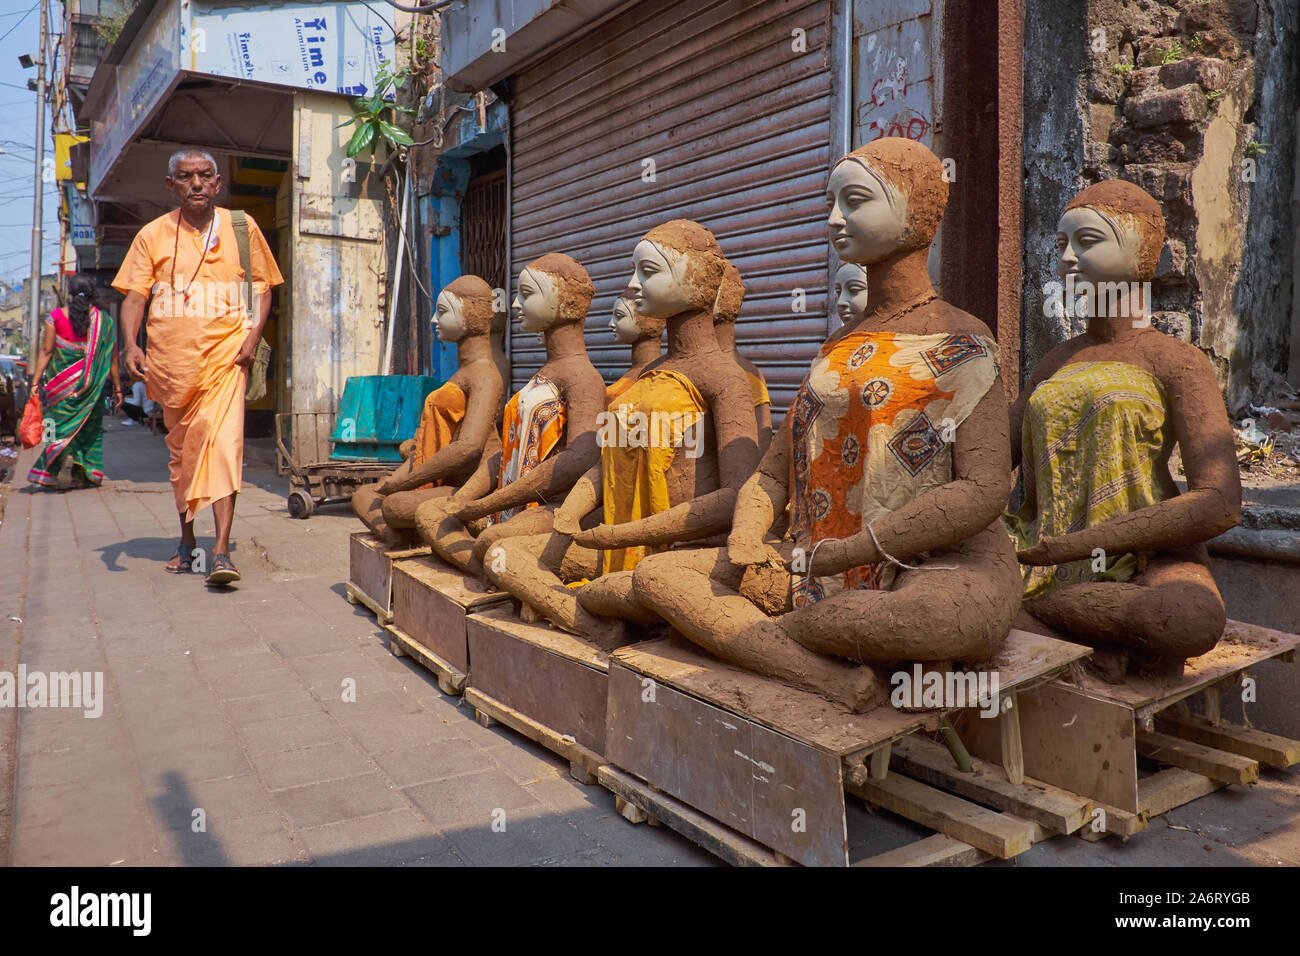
[288,489,315,519]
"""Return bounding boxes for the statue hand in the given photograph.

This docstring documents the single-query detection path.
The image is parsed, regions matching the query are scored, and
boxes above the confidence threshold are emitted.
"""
[727,533,773,568]
[444,496,482,522]
[569,524,616,549]
[1016,538,1060,566]
[552,509,583,537]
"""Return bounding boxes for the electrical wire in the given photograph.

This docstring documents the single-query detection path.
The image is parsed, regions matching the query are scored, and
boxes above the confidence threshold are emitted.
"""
[383,0,459,14]
[0,1,38,45]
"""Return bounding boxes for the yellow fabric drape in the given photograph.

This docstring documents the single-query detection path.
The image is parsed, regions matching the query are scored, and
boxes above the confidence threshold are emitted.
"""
[747,369,770,407]
[410,380,467,488]
[601,368,707,573]
[1007,361,1169,599]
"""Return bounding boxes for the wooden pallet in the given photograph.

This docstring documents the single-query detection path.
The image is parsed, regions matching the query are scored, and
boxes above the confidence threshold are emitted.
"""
[603,630,1089,866]
[955,619,1300,839]
[345,531,429,624]
[382,555,510,694]
[464,607,616,784]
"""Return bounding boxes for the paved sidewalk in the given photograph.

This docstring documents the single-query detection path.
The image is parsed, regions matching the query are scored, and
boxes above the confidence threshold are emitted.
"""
[0,418,1297,867]
[0,421,720,866]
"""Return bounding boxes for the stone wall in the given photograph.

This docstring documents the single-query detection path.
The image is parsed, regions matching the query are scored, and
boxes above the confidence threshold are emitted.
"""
[1022,0,1298,413]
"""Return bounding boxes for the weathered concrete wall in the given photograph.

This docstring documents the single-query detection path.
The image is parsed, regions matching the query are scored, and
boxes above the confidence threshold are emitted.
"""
[1022,0,1298,413]
[1021,0,1089,382]
[290,91,388,463]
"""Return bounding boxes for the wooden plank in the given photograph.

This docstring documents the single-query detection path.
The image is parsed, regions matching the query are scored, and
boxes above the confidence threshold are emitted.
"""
[606,661,850,867]
[1077,620,1300,719]
[1138,767,1224,818]
[383,623,467,696]
[855,833,993,868]
[1154,714,1300,768]
[597,766,789,867]
[344,582,391,624]
[966,680,1142,814]
[467,609,611,755]
[847,773,1037,859]
[1076,800,1146,841]
[391,556,509,673]
[348,532,392,615]
[890,736,1091,834]
[999,692,1024,785]
[1135,730,1259,785]
[611,628,1088,757]
[464,687,604,779]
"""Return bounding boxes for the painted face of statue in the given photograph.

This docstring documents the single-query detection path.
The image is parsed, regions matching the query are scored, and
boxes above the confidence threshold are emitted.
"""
[628,240,694,319]
[512,267,561,333]
[433,290,467,342]
[833,262,869,326]
[1055,206,1143,285]
[610,296,642,343]
[826,159,909,265]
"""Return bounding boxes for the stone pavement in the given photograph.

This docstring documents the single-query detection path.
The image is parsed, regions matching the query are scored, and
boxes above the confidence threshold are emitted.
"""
[0,418,1296,867]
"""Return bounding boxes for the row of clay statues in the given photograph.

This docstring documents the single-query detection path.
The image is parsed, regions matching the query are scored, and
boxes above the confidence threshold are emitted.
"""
[353,137,1242,712]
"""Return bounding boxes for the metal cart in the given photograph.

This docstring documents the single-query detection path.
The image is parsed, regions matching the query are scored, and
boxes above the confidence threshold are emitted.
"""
[274,411,397,518]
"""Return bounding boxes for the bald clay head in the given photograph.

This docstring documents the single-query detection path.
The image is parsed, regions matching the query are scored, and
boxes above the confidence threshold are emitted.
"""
[632,219,727,317]
[514,253,595,332]
[827,137,949,264]
[435,274,495,341]
[1060,180,1166,282]
[713,260,745,325]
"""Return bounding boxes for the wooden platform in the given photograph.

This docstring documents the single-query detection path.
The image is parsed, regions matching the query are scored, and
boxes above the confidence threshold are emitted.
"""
[345,531,429,623]
[604,629,1089,867]
[383,555,510,694]
[465,607,615,783]
[958,620,1300,835]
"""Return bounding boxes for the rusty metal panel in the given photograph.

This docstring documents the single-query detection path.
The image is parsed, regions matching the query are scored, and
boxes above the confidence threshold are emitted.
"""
[508,0,833,412]
[607,660,849,866]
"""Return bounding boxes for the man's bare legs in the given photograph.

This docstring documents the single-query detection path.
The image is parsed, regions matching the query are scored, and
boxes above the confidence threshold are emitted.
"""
[164,492,237,572]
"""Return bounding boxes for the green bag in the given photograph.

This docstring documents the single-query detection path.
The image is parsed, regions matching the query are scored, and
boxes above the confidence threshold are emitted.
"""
[231,209,272,402]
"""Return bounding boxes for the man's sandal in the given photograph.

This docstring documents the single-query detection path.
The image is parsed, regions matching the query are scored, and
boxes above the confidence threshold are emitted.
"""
[164,542,193,574]
[205,553,241,586]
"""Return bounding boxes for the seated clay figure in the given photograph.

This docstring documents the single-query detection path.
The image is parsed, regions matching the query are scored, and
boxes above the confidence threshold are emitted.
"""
[833,261,869,328]
[413,254,606,576]
[486,220,761,645]
[713,260,774,456]
[352,275,504,546]
[605,287,665,404]
[631,138,1023,712]
[1008,179,1241,674]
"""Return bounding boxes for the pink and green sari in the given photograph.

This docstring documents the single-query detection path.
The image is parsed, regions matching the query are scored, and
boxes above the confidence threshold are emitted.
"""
[28,306,116,487]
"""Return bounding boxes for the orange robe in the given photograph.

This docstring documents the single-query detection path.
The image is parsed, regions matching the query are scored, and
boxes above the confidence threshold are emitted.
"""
[113,207,284,521]
[409,381,468,488]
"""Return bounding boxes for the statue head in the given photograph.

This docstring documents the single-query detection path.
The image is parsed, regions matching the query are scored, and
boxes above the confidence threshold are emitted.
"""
[513,253,595,332]
[629,219,726,319]
[833,262,869,326]
[610,285,665,344]
[712,260,745,325]
[1058,179,1165,283]
[826,137,948,265]
[434,274,495,342]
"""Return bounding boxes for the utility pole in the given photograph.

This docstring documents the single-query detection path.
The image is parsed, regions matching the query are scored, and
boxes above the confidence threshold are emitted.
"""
[26,0,49,356]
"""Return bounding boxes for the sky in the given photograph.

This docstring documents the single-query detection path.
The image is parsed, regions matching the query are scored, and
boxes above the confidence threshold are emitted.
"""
[0,0,63,289]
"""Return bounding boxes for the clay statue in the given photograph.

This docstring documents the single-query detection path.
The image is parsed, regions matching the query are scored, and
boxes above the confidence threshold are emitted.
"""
[833,261,869,327]
[605,287,665,403]
[713,260,774,455]
[485,220,762,645]
[413,254,606,576]
[1008,179,1241,674]
[631,138,1023,712]
[352,275,504,545]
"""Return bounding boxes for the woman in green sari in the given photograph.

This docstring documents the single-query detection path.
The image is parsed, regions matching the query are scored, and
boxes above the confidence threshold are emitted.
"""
[27,275,121,490]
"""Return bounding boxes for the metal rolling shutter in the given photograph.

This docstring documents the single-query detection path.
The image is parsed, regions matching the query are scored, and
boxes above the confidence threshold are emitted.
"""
[508,0,833,412]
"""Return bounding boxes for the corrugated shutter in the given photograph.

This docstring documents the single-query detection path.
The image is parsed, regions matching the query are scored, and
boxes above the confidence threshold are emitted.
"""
[509,0,832,413]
